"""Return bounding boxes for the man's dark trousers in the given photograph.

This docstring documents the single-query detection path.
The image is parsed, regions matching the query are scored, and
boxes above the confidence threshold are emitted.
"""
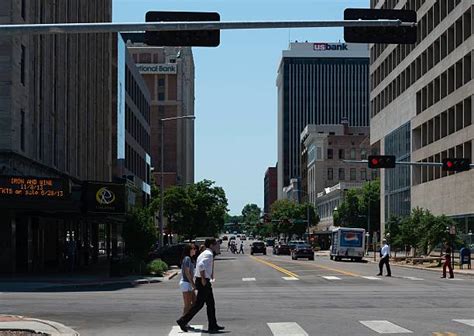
[379,256,391,276]
[178,277,217,328]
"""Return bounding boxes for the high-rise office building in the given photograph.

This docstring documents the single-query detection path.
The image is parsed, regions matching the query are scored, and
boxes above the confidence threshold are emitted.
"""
[277,42,370,198]
[370,0,474,236]
[126,43,195,191]
[264,166,277,214]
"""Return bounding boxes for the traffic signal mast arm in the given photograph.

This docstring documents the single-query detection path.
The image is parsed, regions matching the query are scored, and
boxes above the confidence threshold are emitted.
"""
[0,19,415,36]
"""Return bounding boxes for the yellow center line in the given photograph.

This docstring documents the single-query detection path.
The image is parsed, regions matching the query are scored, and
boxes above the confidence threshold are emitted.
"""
[249,256,299,278]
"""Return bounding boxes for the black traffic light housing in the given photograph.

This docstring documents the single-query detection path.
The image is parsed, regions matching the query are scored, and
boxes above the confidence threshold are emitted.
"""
[145,11,220,47]
[442,158,471,172]
[368,155,396,169]
[344,8,417,44]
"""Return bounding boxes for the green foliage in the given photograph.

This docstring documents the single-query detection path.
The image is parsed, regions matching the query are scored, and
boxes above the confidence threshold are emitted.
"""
[270,200,318,238]
[122,207,158,260]
[146,259,169,276]
[333,180,380,233]
[151,180,229,239]
[240,203,262,234]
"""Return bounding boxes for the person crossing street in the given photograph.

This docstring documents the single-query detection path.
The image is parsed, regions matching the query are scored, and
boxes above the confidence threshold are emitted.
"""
[377,239,391,277]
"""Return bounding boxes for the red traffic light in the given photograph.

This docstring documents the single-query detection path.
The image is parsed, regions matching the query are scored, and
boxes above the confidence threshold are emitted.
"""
[368,155,396,169]
[442,158,471,172]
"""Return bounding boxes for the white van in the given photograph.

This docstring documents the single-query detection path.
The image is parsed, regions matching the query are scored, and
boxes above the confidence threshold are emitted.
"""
[330,227,365,262]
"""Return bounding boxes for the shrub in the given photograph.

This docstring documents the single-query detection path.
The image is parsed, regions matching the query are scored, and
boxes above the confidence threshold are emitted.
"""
[147,259,168,276]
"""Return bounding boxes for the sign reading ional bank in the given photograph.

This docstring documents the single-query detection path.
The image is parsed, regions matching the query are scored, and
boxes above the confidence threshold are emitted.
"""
[136,63,177,74]
[0,176,69,200]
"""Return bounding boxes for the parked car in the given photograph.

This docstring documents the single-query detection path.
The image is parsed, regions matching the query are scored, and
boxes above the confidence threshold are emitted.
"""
[273,243,291,255]
[291,243,314,260]
[147,243,186,266]
[265,238,275,247]
[250,241,267,255]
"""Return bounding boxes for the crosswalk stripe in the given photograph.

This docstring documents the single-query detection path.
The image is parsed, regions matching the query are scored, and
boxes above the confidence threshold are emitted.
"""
[453,319,474,327]
[322,276,341,280]
[267,322,309,336]
[169,325,203,335]
[361,276,381,280]
[403,276,424,281]
[282,276,299,281]
[448,278,464,281]
[242,277,256,281]
[360,320,412,334]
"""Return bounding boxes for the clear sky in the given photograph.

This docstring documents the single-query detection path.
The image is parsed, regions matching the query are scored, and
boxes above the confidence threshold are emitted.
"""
[113,0,368,215]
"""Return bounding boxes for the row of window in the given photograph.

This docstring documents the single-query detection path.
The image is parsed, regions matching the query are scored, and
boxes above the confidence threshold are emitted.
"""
[414,140,472,185]
[370,0,462,66]
[327,168,377,181]
[371,6,472,117]
[414,97,472,151]
[125,143,147,181]
[125,105,150,153]
[125,66,150,123]
[416,52,471,114]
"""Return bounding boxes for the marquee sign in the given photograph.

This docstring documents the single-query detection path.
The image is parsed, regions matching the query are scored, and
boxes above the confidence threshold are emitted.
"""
[0,176,69,200]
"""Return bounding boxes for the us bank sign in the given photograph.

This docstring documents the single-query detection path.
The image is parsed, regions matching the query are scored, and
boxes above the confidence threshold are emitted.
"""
[136,63,177,74]
[313,43,348,51]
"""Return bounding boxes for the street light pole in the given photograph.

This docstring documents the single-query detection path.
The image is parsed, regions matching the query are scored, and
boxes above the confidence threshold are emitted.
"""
[159,115,195,247]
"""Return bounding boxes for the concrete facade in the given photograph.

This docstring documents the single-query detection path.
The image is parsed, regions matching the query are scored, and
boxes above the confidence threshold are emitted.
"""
[264,167,277,214]
[126,44,195,191]
[370,0,474,235]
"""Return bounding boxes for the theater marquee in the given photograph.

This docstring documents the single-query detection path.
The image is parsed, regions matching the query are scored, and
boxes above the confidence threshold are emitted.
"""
[0,176,70,200]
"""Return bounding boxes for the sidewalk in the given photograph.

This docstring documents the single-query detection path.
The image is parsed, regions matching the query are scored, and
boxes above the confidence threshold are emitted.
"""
[0,268,179,292]
[0,315,79,336]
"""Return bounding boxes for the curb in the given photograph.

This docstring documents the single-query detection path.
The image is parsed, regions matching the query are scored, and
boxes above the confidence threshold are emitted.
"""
[365,259,474,277]
[0,315,79,336]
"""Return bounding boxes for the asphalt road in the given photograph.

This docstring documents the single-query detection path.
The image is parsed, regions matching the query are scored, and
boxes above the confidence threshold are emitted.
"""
[1,241,474,336]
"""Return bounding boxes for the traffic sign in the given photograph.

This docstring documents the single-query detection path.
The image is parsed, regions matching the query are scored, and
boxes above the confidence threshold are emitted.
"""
[344,8,417,44]
[145,11,220,47]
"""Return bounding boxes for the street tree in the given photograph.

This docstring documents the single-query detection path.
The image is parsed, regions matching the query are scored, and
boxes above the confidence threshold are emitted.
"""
[270,200,318,239]
[241,203,262,233]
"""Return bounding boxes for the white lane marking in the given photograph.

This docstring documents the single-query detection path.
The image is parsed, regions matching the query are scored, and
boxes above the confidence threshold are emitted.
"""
[267,322,309,336]
[169,325,203,335]
[242,277,256,281]
[282,277,299,281]
[360,320,412,334]
[361,276,381,280]
[453,319,474,327]
[403,276,424,281]
[322,276,341,280]
[448,278,464,281]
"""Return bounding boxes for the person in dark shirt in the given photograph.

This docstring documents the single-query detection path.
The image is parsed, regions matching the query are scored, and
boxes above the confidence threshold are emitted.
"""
[441,242,454,278]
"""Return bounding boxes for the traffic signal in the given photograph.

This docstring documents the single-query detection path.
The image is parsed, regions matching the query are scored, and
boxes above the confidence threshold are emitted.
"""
[442,158,471,172]
[368,155,396,169]
[145,11,220,47]
[344,8,417,44]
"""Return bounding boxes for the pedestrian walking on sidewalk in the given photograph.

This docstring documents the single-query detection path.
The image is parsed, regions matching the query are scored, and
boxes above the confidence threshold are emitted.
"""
[179,244,197,317]
[377,239,391,277]
[177,238,225,333]
[441,242,454,279]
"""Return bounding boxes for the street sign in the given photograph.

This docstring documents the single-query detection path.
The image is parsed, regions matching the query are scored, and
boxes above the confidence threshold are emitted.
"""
[442,158,471,172]
[145,11,220,47]
[344,8,417,44]
[368,155,396,169]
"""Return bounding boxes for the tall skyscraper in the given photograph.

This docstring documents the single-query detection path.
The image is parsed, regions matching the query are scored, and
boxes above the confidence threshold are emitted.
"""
[370,0,473,235]
[264,166,277,214]
[277,42,370,198]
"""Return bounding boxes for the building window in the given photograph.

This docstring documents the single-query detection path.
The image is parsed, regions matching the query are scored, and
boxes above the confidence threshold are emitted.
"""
[327,148,333,159]
[350,148,356,160]
[20,45,25,86]
[338,168,345,180]
[361,149,367,160]
[316,147,322,160]
[20,110,25,151]
[338,149,345,159]
[360,168,367,180]
[328,168,333,180]
[350,168,356,180]
[158,92,165,101]
[21,0,26,19]
[158,78,165,87]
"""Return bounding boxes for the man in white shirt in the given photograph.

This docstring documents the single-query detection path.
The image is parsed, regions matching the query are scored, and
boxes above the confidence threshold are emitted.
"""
[377,238,392,277]
[177,238,225,333]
